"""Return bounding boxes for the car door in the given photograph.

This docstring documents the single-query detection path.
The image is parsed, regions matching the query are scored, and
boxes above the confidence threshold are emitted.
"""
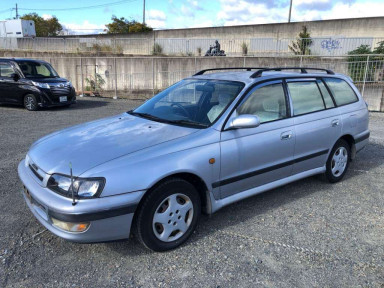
[218,80,295,199]
[0,61,22,104]
[286,78,341,175]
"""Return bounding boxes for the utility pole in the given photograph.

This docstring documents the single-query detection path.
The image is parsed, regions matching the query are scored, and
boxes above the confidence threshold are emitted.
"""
[143,0,146,25]
[15,3,19,19]
[288,0,293,23]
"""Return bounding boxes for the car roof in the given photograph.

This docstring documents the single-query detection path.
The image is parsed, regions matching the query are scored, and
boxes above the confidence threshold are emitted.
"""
[0,58,48,64]
[191,68,348,84]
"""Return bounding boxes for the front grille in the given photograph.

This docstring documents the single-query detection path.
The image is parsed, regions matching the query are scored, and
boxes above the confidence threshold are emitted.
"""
[49,85,71,97]
[29,164,44,181]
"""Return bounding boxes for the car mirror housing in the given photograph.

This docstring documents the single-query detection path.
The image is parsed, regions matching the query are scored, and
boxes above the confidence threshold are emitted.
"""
[228,114,260,130]
[11,73,20,82]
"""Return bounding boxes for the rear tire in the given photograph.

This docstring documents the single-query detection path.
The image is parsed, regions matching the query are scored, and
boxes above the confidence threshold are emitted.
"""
[135,178,201,252]
[24,94,38,111]
[325,139,350,183]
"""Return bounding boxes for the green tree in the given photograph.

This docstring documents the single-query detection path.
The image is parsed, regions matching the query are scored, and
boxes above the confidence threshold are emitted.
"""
[21,13,62,37]
[105,16,152,34]
[347,44,372,82]
[373,41,384,54]
[288,25,312,55]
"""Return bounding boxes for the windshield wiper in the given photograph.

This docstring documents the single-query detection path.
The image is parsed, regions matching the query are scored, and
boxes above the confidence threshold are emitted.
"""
[128,111,166,122]
[167,119,209,128]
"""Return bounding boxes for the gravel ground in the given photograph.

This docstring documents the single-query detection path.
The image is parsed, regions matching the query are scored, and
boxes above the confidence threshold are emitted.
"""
[0,98,383,288]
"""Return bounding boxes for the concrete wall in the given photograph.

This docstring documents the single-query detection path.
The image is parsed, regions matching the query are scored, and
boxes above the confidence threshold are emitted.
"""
[63,17,384,39]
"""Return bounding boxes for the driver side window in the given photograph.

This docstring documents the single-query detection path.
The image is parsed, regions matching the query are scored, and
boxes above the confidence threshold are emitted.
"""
[237,83,288,123]
[0,63,15,78]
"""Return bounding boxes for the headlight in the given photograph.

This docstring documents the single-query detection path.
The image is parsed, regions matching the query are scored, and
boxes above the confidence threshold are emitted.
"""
[32,81,50,89]
[65,81,72,87]
[47,174,105,198]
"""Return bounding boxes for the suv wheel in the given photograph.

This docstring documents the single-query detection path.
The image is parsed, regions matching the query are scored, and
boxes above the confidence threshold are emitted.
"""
[325,139,350,183]
[135,178,201,252]
[24,94,38,111]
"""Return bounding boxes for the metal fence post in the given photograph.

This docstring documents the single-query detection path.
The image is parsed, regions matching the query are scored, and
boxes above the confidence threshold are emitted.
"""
[80,57,84,97]
[362,54,370,97]
[113,57,118,99]
[152,57,155,96]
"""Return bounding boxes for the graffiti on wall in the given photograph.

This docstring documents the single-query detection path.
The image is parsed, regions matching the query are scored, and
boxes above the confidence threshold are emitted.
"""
[321,38,342,52]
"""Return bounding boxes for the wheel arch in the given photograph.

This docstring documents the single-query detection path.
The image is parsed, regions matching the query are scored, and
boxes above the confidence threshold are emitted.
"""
[136,172,211,217]
[338,134,356,160]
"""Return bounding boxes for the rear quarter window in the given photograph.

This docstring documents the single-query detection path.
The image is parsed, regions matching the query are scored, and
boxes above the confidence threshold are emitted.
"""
[287,81,325,116]
[323,78,358,106]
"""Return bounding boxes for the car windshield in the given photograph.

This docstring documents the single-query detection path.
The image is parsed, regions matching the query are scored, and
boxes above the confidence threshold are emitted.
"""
[130,79,244,128]
[17,61,59,78]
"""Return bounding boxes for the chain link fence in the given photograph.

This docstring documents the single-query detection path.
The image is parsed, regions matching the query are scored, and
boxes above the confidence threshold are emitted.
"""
[6,54,383,111]
[1,36,384,57]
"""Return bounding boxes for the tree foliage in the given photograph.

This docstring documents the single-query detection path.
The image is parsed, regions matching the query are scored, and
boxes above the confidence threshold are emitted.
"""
[347,42,384,82]
[21,13,62,37]
[105,16,152,34]
[288,25,312,55]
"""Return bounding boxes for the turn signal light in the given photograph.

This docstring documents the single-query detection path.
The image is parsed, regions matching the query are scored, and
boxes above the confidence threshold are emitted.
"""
[51,217,90,232]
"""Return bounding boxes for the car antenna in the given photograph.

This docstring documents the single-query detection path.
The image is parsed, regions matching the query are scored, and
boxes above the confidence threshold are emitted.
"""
[69,162,76,206]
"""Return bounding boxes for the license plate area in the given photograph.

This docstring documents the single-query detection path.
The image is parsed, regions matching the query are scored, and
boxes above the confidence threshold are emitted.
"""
[59,96,67,102]
[24,187,49,221]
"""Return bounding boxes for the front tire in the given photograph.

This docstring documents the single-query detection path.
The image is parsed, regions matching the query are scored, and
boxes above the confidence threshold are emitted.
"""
[135,178,201,252]
[325,139,350,183]
[24,94,38,111]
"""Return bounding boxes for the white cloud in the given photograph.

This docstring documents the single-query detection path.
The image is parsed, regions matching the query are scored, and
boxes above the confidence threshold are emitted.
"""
[215,0,384,27]
[42,14,53,20]
[217,0,285,26]
[62,21,106,35]
[321,2,384,19]
[146,9,167,28]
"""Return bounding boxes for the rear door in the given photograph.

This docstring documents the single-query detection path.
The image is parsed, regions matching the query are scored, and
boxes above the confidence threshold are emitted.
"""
[219,80,295,198]
[0,61,22,104]
[286,78,341,174]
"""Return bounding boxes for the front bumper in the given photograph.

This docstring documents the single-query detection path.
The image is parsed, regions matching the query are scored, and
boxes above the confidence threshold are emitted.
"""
[38,87,77,108]
[18,160,144,243]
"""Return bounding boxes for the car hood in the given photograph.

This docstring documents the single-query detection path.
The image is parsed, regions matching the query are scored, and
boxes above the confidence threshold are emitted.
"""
[26,77,68,83]
[28,113,198,176]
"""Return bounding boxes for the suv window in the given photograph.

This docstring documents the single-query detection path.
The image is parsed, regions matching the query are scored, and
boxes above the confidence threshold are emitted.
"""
[0,62,15,78]
[287,81,325,116]
[237,83,287,123]
[323,78,358,106]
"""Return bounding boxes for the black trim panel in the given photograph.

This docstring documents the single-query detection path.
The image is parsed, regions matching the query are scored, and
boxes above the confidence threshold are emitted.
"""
[212,149,329,188]
[48,204,138,222]
[355,132,370,144]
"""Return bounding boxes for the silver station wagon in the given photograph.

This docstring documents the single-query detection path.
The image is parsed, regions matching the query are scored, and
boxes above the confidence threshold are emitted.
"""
[18,67,370,251]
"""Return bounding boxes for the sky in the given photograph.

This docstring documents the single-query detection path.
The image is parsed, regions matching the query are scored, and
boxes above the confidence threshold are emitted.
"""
[1,0,384,34]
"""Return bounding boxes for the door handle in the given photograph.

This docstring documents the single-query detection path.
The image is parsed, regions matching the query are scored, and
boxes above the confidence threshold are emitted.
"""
[281,131,292,140]
[331,119,340,127]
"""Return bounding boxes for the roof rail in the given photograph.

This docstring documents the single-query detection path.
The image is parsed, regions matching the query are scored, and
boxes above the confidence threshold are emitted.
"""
[250,67,335,78]
[194,67,266,76]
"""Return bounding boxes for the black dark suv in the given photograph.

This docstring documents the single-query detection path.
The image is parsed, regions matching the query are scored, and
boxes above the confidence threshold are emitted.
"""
[0,58,76,111]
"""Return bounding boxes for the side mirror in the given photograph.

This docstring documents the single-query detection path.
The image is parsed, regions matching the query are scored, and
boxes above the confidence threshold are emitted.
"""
[228,114,260,130]
[11,73,20,82]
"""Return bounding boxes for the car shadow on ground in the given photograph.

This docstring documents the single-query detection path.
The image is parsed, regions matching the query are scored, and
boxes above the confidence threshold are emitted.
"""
[0,98,110,112]
[48,99,110,111]
[106,142,384,256]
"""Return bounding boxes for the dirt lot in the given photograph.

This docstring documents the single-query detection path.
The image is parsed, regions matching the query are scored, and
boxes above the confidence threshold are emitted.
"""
[0,97,383,288]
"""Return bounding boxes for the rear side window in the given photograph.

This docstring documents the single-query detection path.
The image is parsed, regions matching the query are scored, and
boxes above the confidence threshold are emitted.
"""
[287,81,325,116]
[0,62,15,78]
[323,78,358,106]
[237,83,287,123]
[317,80,335,109]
